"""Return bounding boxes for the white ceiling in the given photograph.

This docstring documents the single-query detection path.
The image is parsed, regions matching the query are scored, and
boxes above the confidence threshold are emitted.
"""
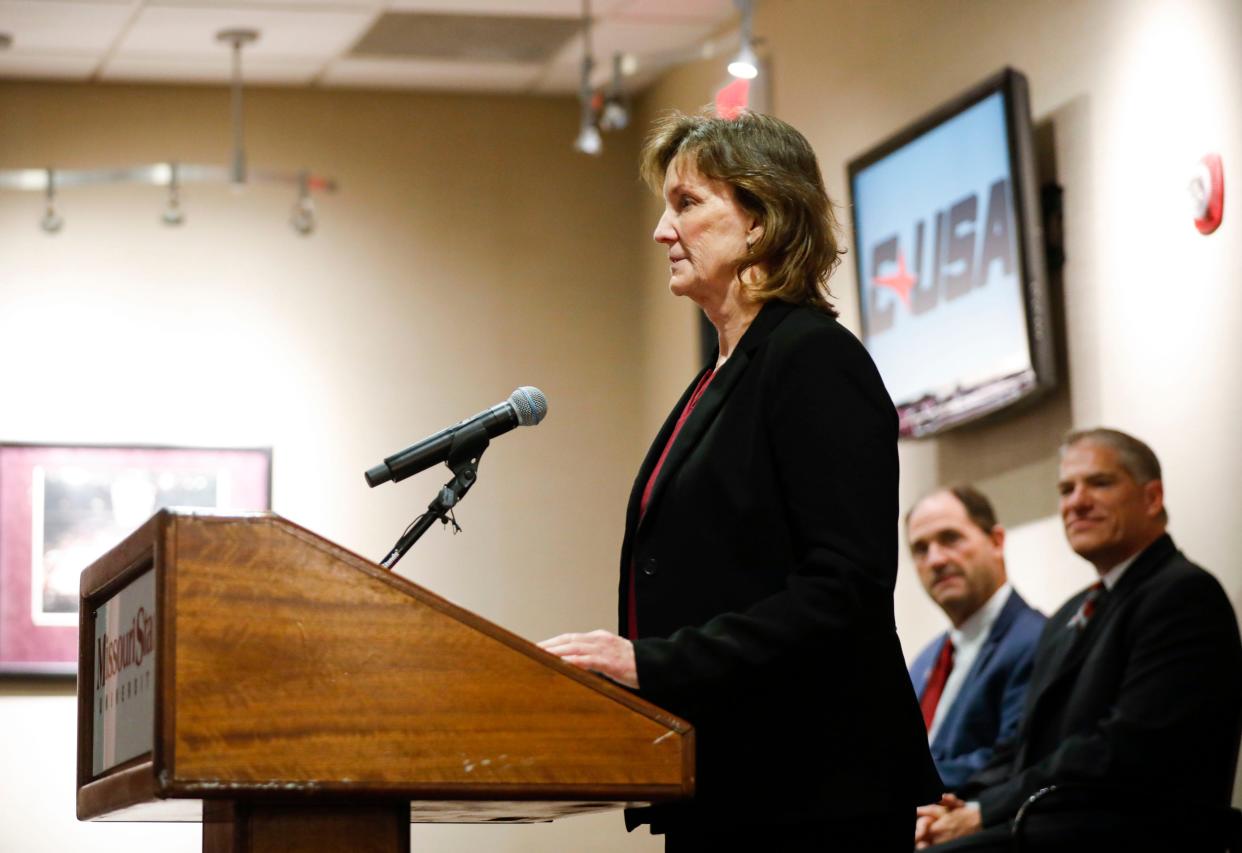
[0,0,741,94]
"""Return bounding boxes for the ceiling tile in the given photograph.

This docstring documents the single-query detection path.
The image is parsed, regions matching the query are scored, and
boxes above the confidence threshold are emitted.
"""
[163,0,380,6]
[536,11,731,94]
[561,17,719,62]
[612,0,736,23]
[321,56,541,92]
[0,0,741,93]
[0,0,134,53]
[116,4,376,59]
[387,0,627,18]
[100,54,324,85]
[531,60,578,93]
[352,11,580,64]
[0,51,99,80]
[532,60,660,94]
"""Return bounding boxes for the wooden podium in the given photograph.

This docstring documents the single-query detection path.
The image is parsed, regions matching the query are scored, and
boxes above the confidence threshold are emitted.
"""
[77,510,693,852]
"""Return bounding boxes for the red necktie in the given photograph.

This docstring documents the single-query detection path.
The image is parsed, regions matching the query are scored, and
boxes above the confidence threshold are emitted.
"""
[920,637,955,730]
[1068,581,1106,631]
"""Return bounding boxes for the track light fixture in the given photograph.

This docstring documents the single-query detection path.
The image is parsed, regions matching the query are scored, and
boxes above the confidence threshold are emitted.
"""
[573,0,603,156]
[0,27,337,234]
[218,28,257,186]
[289,171,316,236]
[574,56,602,155]
[161,162,185,226]
[40,169,63,234]
[599,53,630,132]
[728,0,759,80]
[574,115,603,156]
[566,0,764,161]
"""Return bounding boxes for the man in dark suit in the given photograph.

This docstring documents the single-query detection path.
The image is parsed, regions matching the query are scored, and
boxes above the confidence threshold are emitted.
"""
[907,485,1045,789]
[916,428,1242,851]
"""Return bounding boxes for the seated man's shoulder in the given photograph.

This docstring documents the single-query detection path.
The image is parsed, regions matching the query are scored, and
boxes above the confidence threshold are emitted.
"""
[1137,550,1229,602]
[1119,552,1239,645]
[994,592,1046,649]
[1009,593,1047,629]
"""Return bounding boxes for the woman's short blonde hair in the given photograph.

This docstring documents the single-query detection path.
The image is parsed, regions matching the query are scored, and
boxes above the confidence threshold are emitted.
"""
[640,109,843,316]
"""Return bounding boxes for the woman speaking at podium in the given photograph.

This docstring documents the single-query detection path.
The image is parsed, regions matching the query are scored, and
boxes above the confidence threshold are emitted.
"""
[541,110,940,851]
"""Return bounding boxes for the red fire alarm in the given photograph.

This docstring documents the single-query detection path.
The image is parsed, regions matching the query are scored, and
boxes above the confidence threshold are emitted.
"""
[1189,153,1224,234]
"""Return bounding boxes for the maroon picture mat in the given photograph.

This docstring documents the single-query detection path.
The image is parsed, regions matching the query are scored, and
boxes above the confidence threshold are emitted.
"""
[0,445,270,675]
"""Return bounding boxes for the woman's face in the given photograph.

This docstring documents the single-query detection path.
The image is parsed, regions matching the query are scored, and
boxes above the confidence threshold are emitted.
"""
[653,156,760,305]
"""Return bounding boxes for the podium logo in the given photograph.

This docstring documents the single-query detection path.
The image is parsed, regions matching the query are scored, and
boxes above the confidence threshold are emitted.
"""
[96,607,155,690]
[867,177,1015,335]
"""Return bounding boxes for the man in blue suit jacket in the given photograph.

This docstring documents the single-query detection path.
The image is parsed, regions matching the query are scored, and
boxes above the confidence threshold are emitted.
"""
[907,486,1045,789]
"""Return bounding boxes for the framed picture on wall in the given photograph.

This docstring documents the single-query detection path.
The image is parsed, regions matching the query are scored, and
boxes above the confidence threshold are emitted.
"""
[0,444,271,678]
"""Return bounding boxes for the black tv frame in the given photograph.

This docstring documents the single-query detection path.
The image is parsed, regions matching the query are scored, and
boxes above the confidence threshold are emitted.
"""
[846,67,1055,438]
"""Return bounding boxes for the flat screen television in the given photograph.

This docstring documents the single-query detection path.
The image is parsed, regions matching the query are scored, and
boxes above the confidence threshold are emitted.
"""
[847,67,1054,438]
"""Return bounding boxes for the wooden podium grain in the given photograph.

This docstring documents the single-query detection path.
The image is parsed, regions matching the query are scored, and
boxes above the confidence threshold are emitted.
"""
[77,510,693,852]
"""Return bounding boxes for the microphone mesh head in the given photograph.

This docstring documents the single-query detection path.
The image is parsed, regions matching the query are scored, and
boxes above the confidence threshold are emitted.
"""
[509,386,548,426]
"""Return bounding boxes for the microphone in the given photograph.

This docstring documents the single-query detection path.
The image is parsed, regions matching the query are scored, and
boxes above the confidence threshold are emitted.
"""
[364,386,548,487]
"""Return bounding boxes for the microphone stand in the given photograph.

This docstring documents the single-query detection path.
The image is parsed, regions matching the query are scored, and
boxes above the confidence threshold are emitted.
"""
[378,421,490,571]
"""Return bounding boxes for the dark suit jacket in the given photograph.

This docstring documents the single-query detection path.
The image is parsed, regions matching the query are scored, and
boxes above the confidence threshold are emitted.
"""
[959,534,1242,826]
[619,300,942,831]
[910,589,1045,789]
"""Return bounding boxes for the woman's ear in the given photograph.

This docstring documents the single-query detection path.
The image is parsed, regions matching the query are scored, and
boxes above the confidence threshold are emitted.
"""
[747,220,763,247]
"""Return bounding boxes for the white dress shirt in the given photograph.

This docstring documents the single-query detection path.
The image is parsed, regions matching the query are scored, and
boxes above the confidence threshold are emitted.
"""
[928,583,1013,743]
[1099,552,1137,590]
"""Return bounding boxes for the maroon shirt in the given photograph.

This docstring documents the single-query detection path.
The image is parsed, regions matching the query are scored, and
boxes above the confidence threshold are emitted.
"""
[626,368,715,640]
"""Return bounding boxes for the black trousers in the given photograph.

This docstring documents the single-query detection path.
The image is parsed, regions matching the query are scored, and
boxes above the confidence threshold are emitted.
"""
[663,809,913,852]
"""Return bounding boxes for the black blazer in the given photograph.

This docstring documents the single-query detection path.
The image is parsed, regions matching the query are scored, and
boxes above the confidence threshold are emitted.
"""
[962,534,1242,826]
[620,300,941,830]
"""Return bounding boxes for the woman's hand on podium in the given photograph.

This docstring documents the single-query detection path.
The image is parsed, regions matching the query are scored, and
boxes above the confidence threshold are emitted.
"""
[538,629,638,689]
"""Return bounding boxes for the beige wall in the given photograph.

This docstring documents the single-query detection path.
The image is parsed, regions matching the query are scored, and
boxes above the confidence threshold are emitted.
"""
[639,0,1242,652]
[752,0,1242,658]
[3,0,1242,849]
[0,82,661,852]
